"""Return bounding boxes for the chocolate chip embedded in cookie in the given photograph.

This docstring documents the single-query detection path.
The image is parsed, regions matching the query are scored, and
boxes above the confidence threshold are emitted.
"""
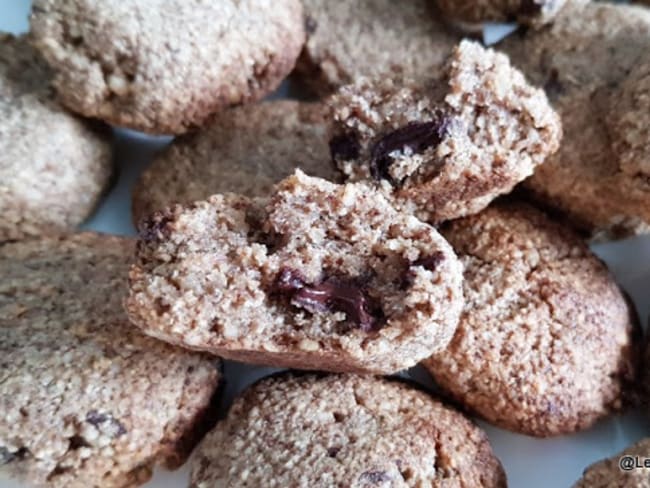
[190,374,507,487]
[328,40,561,224]
[126,171,464,374]
[574,438,650,487]
[435,0,581,28]
[0,233,221,488]
[294,0,461,97]
[423,202,639,437]
[29,0,305,134]
[132,101,339,224]
[0,33,112,241]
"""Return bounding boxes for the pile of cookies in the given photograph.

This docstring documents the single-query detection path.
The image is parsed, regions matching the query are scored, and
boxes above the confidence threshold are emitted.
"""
[1,0,649,487]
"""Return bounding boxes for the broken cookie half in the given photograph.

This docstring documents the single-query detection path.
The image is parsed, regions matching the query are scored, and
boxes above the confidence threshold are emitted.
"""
[126,171,464,374]
[328,40,562,224]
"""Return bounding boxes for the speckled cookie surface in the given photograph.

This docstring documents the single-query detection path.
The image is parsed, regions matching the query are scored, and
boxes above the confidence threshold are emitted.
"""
[132,101,339,223]
[574,438,650,487]
[293,0,460,97]
[190,374,506,488]
[435,0,581,27]
[126,171,464,374]
[500,2,650,239]
[0,33,112,242]
[423,202,639,437]
[0,233,221,488]
[329,40,561,224]
[29,0,305,134]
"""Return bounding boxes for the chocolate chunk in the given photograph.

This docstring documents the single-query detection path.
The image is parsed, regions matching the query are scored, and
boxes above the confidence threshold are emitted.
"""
[305,15,317,34]
[412,251,445,272]
[329,132,361,162]
[360,470,392,484]
[369,117,449,183]
[273,269,384,332]
[139,214,172,243]
[86,410,127,438]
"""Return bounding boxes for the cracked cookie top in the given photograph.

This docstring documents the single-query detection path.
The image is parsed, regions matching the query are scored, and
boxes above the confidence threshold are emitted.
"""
[190,374,507,487]
[0,233,221,488]
[29,0,305,134]
[423,202,640,436]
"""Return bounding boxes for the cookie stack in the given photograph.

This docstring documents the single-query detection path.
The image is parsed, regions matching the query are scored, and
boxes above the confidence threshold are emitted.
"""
[1,1,649,487]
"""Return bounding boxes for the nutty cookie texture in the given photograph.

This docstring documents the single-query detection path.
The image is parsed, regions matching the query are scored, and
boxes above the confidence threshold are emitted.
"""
[29,0,305,134]
[574,438,650,488]
[435,0,578,28]
[294,0,461,97]
[132,101,339,224]
[328,40,561,224]
[0,233,221,488]
[423,202,639,437]
[499,1,650,239]
[190,374,507,488]
[126,171,464,374]
[0,33,112,241]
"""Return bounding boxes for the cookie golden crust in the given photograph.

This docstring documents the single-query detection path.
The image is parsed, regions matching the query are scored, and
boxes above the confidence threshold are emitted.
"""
[423,202,640,437]
[329,40,561,224]
[30,0,305,134]
[574,438,650,488]
[132,101,340,224]
[0,33,112,241]
[499,1,650,239]
[293,0,460,97]
[0,233,222,488]
[190,374,507,488]
[126,172,464,375]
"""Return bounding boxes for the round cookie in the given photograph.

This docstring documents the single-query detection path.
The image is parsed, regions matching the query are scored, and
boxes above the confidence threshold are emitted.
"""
[293,0,461,97]
[435,0,578,28]
[574,438,650,487]
[126,171,464,375]
[329,40,561,224]
[499,1,650,239]
[423,202,639,437]
[132,101,339,223]
[29,0,305,134]
[0,33,112,242]
[0,233,221,488]
[190,374,507,487]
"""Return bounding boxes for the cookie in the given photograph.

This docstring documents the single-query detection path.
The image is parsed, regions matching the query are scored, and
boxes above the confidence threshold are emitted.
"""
[435,0,576,28]
[574,438,650,487]
[190,374,506,487]
[126,171,464,374]
[499,1,650,239]
[132,101,339,223]
[29,0,305,134]
[0,233,221,487]
[422,202,639,437]
[328,40,561,224]
[293,0,461,97]
[0,33,112,242]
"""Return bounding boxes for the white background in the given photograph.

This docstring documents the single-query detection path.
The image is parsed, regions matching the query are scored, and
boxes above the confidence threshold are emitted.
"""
[2,1,650,487]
